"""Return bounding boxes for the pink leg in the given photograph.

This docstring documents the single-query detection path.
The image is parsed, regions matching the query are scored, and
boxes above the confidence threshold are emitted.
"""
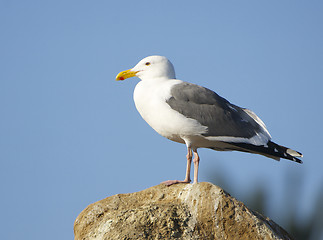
[162,147,192,186]
[192,148,200,184]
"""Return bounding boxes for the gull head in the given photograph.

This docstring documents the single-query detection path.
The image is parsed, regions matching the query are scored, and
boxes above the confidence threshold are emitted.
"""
[116,55,176,81]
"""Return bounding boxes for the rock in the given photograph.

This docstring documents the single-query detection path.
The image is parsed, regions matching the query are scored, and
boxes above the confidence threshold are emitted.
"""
[74,182,293,240]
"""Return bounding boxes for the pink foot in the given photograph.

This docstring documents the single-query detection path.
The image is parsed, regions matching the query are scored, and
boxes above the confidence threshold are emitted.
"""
[161,179,191,186]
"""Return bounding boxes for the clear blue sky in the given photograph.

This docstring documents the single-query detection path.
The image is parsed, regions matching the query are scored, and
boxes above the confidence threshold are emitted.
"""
[1,1,322,239]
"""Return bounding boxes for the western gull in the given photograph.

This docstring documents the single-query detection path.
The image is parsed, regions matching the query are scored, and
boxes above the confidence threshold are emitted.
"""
[116,55,303,186]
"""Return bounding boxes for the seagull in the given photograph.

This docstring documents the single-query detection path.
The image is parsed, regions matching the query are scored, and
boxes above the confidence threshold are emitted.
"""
[116,55,303,186]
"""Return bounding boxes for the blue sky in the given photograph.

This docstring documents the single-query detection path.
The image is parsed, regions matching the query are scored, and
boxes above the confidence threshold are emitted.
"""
[1,1,322,239]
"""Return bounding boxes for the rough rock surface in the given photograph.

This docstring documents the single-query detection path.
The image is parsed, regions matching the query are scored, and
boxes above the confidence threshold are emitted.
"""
[74,182,292,240]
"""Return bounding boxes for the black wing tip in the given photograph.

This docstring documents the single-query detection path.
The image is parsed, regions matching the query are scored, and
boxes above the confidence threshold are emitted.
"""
[227,141,303,164]
[272,153,303,164]
[286,149,303,164]
[292,157,303,164]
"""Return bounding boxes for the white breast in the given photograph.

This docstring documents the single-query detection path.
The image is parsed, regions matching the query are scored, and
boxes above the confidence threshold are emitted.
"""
[133,79,207,144]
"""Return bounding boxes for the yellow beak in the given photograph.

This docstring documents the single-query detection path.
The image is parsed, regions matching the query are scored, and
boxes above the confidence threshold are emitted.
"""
[116,69,138,81]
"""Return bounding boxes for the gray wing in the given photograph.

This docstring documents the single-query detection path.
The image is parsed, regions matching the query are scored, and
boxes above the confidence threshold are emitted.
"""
[166,82,266,140]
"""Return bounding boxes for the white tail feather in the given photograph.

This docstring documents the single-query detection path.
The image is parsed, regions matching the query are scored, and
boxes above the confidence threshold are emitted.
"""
[287,148,303,157]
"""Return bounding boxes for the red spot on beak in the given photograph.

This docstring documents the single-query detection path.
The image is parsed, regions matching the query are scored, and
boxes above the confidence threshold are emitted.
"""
[119,77,124,80]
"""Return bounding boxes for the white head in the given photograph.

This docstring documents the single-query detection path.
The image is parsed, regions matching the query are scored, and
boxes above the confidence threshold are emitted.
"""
[116,55,176,81]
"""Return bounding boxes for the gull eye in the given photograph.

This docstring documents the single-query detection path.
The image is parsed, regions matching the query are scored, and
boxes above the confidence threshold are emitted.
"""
[145,62,151,66]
